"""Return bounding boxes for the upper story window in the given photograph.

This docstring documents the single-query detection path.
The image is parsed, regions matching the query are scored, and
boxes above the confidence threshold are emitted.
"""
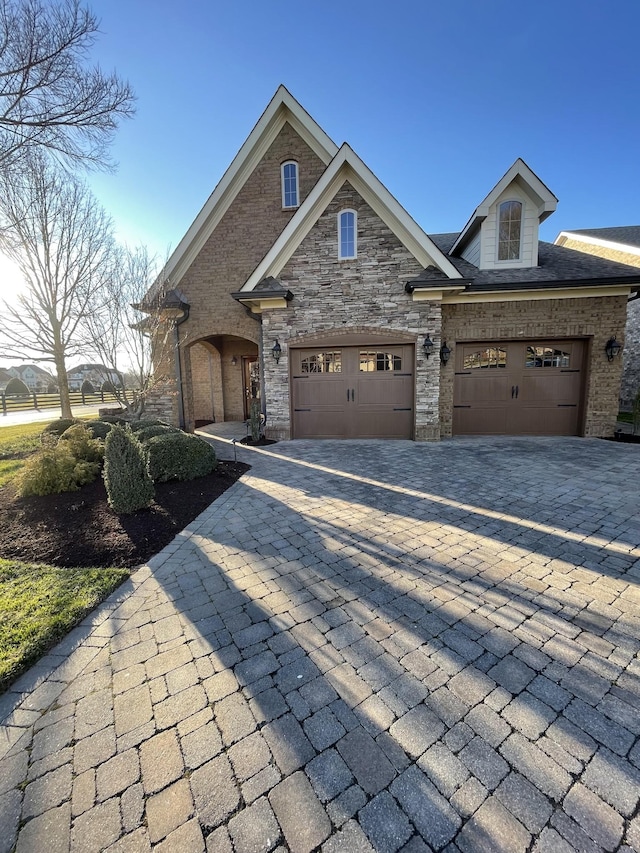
[338,209,357,259]
[281,161,299,209]
[497,200,522,261]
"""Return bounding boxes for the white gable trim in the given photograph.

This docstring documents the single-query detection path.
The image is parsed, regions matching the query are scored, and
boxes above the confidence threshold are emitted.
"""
[241,144,462,290]
[161,86,338,287]
[555,231,640,258]
[451,158,558,255]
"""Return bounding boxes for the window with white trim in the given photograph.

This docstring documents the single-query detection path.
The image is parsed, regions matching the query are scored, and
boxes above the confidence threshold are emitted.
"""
[497,200,522,261]
[281,161,299,209]
[338,209,357,259]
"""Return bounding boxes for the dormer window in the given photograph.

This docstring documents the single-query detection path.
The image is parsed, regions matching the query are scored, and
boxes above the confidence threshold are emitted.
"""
[281,161,299,209]
[498,200,522,261]
[338,209,357,259]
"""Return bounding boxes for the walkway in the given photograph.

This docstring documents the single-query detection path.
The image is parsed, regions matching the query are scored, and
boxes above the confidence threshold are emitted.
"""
[1,435,640,852]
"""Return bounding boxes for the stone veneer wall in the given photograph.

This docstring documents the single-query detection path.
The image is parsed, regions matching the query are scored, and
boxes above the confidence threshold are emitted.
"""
[559,238,640,409]
[261,182,443,440]
[159,123,327,429]
[440,294,629,437]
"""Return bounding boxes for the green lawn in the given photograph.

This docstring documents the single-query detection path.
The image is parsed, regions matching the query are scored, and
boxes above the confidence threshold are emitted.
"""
[0,560,129,691]
[0,420,130,693]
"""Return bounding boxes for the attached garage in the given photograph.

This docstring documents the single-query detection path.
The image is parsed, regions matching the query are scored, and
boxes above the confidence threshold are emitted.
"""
[453,339,586,436]
[291,343,415,439]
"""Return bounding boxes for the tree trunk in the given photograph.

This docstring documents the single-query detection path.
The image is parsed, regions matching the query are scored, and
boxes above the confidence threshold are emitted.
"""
[54,352,72,419]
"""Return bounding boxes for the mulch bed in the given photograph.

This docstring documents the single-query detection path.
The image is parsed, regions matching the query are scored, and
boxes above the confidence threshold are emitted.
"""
[0,461,249,569]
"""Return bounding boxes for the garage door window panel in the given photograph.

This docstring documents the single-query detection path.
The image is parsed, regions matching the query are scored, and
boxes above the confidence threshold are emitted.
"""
[300,351,342,373]
[525,346,570,368]
[463,347,507,370]
[359,351,402,372]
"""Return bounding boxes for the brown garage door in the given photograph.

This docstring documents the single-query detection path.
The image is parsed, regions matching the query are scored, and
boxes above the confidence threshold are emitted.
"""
[291,345,414,438]
[453,340,586,436]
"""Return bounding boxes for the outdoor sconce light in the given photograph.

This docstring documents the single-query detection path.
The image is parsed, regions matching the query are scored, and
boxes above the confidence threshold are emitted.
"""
[272,339,282,363]
[231,355,238,366]
[440,341,451,365]
[605,337,622,362]
[423,334,435,358]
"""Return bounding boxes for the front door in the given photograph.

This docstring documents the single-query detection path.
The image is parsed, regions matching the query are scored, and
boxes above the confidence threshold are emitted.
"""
[242,357,260,420]
[291,345,414,438]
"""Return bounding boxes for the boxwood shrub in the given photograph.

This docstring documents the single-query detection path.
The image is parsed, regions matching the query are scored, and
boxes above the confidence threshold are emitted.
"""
[59,424,104,463]
[82,420,114,440]
[136,424,179,443]
[145,432,217,483]
[129,418,168,432]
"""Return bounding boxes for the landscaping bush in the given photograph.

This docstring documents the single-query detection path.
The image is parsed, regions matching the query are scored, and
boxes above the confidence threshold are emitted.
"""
[18,444,100,496]
[81,420,114,440]
[145,432,217,483]
[98,415,127,425]
[136,424,178,443]
[42,418,81,438]
[129,418,167,432]
[59,424,104,464]
[103,425,154,514]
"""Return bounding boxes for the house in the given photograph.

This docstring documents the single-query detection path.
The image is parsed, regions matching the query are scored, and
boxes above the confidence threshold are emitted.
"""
[144,86,640,440]
[66,363,122,392]
[8,364,55,392]
[555,227,640,408]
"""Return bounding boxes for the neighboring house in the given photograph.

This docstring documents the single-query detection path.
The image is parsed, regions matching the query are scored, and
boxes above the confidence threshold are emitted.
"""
[144,86,640,440]
[8,364,55,392]
[66,363,122,392]
[555,227,640,408]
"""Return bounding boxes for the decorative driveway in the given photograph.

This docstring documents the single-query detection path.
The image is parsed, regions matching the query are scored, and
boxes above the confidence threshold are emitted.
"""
[1,436,640,853]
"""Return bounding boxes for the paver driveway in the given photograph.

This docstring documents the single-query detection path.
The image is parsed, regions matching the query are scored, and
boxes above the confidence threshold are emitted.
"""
[1,436,640,853]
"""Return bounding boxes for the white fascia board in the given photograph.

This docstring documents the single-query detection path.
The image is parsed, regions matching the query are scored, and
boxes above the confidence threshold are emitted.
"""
[451,158,558,254]
[160,87,338,288]
[242,144,462,291]
[555,231,640,259]
[442,284,633,304]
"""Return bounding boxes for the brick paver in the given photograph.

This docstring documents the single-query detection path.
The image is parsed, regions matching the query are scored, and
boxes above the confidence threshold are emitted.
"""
[2,435,640,851]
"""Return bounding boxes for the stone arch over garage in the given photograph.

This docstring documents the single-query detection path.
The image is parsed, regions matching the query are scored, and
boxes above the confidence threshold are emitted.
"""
[184,333,259,429]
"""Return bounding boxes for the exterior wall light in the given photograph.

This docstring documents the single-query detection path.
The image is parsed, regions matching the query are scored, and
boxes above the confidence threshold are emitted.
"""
[272,340,282,363]
[423,334,434,358]
[440,341,451,365]
[605,337,622,362]
[231,355,238,366]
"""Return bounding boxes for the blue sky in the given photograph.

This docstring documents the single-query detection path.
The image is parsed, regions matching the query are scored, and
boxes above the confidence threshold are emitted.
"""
[2,0,639,300]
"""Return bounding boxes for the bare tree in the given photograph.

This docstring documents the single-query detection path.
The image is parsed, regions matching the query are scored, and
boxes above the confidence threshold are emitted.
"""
[0,150,116,417]
[83,245,161,418]
[0,0,135,171]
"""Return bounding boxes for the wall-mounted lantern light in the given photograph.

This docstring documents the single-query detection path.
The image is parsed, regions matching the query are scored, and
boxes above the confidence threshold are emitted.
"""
[423,334,434,358]
[272,339,282,363]
[440,341,451,365]
[605,337,622,362]
[231,355,238,366]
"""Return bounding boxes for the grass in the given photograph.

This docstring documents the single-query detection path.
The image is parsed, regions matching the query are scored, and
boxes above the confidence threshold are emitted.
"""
[0,419,130,693]
[618,411,633,424]
[0,559,130,692]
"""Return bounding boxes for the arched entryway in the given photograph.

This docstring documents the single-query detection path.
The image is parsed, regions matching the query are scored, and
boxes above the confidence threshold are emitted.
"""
[186,334,259,428]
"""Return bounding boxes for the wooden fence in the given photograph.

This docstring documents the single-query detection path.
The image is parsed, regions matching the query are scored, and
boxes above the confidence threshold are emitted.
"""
[1,390,120,416]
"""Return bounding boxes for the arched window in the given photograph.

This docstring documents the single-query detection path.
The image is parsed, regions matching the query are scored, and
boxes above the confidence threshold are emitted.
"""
[498,200,522,261]
[338,209,357,259]
[281,161,299,208]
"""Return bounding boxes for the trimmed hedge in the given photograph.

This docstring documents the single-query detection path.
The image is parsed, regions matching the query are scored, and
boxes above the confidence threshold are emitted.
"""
[82,420,114,440]
[103,425,154,514]
[145,432,217,483]
[136,424,178,443]
[129,418,167,432]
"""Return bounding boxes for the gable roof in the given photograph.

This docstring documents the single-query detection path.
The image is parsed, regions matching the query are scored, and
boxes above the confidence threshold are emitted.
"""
[430,233,640,292]
[555,226,640,257]
[159,86,339,290]
[240,143,462,292]
[450,158,558,256]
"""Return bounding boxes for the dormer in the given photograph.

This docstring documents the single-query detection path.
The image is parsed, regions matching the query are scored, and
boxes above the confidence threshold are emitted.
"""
[450,159,558,270]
